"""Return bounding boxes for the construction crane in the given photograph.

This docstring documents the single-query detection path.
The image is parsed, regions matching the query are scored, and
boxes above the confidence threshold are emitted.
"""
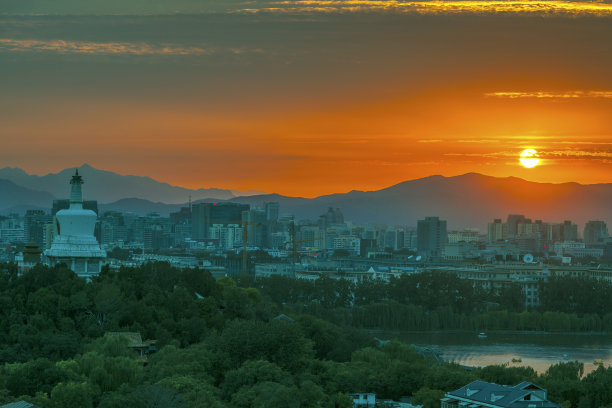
[216,219,261,276]
[284,219,324,266]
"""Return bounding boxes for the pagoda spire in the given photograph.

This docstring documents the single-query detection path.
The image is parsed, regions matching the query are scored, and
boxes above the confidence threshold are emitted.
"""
[70,168,84,208]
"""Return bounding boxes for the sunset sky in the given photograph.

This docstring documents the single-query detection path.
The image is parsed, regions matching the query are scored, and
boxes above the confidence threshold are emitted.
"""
[1,0,611,197]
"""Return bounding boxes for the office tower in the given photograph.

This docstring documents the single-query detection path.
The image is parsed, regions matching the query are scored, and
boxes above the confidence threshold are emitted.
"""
[417,216,447,258]
[24,210,51,249]
[264,202,280,222]
[506,214,527,238]
[584,220,609,246]
[191,202,250,240]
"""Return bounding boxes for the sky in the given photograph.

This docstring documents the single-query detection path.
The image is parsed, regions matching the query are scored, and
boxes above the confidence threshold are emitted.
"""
[1,0,611,197]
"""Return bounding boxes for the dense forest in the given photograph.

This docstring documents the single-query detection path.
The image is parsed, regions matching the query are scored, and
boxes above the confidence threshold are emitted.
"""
[0,262,611,408]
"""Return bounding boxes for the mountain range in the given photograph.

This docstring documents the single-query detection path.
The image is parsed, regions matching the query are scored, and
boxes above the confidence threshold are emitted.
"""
[0,164,264,204]
[0,165,610,230]
[0,179,55,213]
[225,174,612,229]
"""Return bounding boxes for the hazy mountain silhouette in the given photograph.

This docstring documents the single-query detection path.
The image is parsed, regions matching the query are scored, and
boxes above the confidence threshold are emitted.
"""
[94,173,612,230]
[1,171,610,229]
[0,179,55,212]
[227,173,612,229]
[0,164,263,204]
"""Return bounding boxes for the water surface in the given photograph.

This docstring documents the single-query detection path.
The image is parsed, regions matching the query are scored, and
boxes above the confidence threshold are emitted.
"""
[387,331,612,374]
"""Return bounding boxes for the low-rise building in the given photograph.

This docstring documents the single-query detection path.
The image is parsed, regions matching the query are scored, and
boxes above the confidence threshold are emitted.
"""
[351,393,376,407]
[442,381,559,408]
[255,263,294,278]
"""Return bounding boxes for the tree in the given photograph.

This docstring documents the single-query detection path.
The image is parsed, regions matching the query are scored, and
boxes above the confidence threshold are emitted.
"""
[50,381,94,408]
[156,375,225,408]
[216,320,314,373]
[146,344,216,384]
[412,387,445,408]
[221,360,290,399]
[231,381,299,408]
[130,385,187,408]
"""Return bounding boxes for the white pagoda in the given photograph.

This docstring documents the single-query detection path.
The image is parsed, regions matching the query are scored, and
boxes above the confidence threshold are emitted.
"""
[45,169,106,278]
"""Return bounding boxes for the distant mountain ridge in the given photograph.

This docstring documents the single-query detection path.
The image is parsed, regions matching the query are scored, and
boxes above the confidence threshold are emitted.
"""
[0,179,55,214]
[225,173,612,230]
[0,168,610,230]
[0,164,264,205]
[98,173,612,230]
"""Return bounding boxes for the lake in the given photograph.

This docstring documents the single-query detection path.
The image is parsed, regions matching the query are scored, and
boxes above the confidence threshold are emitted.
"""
[383,331,612,374]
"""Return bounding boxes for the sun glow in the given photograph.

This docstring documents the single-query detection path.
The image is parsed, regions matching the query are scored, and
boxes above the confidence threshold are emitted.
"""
[520,149,540,168]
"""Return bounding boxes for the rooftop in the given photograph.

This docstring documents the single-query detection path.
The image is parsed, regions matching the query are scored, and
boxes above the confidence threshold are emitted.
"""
[445,381,560,408]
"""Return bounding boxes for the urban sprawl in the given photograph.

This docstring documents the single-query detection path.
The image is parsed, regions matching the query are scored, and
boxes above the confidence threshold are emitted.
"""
[4,171,611,311]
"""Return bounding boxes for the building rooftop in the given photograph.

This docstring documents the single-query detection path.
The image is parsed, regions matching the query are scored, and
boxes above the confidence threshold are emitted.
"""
[445,380,560,408]
[0,401,40,408]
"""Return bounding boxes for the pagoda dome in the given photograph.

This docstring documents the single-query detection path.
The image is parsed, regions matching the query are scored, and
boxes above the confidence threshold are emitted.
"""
[55,168,97,236]
[55,207,97,236]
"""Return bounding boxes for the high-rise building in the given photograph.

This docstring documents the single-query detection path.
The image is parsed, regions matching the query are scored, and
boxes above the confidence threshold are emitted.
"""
[533,220,552,241]
[300,226,324,250]
[487,219,506,242]
[208,224,243,249]
[243,208,267,247]
[552,220,578,242]
[24,210,51,249]
[447,229,480,244]
[0,214,25,245]
[264,202,280,222]
[384,227,404,251]
[318,207,344,229]
[403,228,418,251]
[191,202,250,240]
[417,216,447,258]
[562,220,578,241]
[584,220,609,246]
[45,170,106,278]
[170,207,191,225]
[506,214,530,238]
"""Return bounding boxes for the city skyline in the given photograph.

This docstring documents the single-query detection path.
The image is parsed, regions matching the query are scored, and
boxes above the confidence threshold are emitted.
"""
[2,1,611,196]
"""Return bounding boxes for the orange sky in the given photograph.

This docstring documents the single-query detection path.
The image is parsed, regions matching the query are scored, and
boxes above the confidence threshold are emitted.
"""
[1,4,611,197]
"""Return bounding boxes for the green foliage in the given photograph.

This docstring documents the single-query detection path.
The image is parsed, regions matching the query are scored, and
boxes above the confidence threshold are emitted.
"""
[221,360,290,399]
[146,344,216,384]
[155,376,225,408]
[5,358,76,397]
[412,387,445,408]
[231,381,299,408]
[296,315,374,361]
[540,277,612,316]
[50,381,94,408]
[0,262,611,408]
[214,319,314,372]
[541,362,585,408]
[474,364,537,385]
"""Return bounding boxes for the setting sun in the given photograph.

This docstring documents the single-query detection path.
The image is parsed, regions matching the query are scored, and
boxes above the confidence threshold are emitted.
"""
[520,149,540,168]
